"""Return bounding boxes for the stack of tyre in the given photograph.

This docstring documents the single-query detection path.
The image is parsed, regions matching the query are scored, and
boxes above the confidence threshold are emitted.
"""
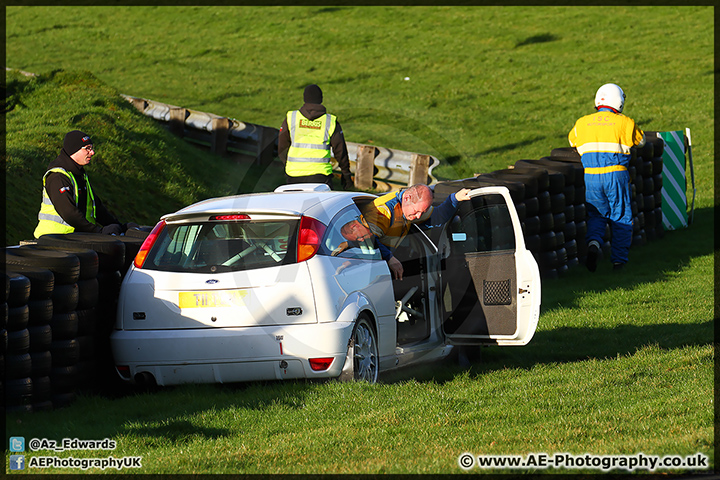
[35,232,147,395]
[43,246,99,406]
[510,139,667,272]
[6,269,54,413]
[483,166,563,278]
[511,151,587,278]
[631,132,666,247]
[4,230,148,410]
[5,247,83,411]
[543,149,588,269]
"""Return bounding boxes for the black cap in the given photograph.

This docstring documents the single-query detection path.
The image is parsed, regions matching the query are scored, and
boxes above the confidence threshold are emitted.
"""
[303,84,323,104]
[63,130,92,155]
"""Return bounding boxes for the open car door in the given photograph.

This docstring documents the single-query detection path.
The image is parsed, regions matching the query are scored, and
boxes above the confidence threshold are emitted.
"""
[441,186,541,346]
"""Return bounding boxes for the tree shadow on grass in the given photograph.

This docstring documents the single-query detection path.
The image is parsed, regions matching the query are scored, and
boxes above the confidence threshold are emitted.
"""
[515,33,560,48]
[539,206,714,314]
[383,316,713,385]
[470,135,547,158]
[128,420,231,444]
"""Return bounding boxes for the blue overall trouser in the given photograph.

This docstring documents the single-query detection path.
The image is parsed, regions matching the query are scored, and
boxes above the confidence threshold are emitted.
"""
[584,169,633,265]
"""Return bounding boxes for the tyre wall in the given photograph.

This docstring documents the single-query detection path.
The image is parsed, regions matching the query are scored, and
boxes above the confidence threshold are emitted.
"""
[435,141,666,279]
[3,229,149,411]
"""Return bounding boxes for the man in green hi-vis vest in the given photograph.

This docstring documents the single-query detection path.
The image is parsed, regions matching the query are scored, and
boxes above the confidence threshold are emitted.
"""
[278,84,353,190]
[34,130,125,238]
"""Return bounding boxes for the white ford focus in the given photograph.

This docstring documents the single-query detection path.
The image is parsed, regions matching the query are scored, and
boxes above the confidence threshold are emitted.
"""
[110,183,540,386]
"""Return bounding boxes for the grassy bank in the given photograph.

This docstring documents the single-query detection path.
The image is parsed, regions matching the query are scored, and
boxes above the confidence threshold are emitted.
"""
[4,69,286,246]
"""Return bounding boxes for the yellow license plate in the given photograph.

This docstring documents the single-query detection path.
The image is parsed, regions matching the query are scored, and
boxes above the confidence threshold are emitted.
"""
[178,289,248,309]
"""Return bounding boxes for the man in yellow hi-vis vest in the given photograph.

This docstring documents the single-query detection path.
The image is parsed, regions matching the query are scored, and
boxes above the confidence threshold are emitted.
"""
[34,130,124,238]
[278,84,353,189]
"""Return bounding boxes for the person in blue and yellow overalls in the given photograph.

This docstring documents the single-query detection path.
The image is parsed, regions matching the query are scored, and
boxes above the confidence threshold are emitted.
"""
[568,83,645,272]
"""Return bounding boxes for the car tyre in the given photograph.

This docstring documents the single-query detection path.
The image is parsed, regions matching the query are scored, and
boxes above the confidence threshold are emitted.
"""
[351,315,378,383]
[5,246,80,285]
[28,299,53,326]
[37,233,125,273]
[52,282,79,313]
[7,272,31,307]
[8,305,30,331]
[6,266,54,300]
[32,246,99,281]
[31,350,52,377]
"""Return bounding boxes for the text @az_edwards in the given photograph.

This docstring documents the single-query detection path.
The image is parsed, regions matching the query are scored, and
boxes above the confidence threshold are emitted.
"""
[27,437,117,452]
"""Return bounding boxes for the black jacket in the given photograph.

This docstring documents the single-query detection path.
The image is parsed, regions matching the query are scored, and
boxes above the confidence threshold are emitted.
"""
[278,102,353,189]
[43,150,119,233]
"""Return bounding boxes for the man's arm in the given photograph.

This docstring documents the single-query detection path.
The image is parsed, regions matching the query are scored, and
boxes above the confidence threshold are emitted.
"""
[330,120,353,189]
[568,120,579,147]
[423,188,471,229]
[278,117,291,163]
[377,240,393,262]
[94,195,120,227]
[374,239,404,280]
[633,120,646,147]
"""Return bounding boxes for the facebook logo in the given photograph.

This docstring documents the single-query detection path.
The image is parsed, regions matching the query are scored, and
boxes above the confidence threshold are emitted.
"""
[10,436,25,452]
[10,455,25,470]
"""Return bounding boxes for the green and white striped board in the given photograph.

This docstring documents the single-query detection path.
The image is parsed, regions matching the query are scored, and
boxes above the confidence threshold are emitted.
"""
[658,130,688,230]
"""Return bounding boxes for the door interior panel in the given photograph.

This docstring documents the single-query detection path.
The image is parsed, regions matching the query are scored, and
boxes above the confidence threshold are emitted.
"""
[441,192,519,342]
[443,251,517,336]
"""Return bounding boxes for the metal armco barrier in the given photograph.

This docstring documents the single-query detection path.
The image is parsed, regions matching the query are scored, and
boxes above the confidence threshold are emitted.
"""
[345,143,437,188]
[122,94,439,190]
[122,95,277,166]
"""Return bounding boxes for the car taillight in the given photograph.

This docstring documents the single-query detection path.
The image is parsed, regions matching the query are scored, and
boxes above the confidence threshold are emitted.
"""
[309,357,334,371]
[297,216,326,263]
[133,220,167,268]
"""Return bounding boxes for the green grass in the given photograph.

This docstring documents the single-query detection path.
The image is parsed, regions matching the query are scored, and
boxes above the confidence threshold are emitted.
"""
[5,344,714,474]
[6,6,713,179]
[4,5,715,475]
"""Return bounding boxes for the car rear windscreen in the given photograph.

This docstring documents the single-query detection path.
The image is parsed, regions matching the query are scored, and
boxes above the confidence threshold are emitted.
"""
[142,220,299,273]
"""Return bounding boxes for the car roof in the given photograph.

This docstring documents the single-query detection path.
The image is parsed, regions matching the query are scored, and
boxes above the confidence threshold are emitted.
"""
[164,190,378,224]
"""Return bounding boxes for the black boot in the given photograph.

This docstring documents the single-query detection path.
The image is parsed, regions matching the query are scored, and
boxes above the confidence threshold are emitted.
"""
[586,242,599,273]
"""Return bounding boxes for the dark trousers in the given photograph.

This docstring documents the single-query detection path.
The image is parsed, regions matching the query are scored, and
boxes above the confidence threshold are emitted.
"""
[285,173,333,189]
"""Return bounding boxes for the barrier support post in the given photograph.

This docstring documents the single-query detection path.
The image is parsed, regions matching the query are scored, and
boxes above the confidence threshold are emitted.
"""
[130,98,147,113]
[255,126,278,166]
[169,107,187,137]
[355,145,376,190]
[408,154,430,186]
[211,117,229,155]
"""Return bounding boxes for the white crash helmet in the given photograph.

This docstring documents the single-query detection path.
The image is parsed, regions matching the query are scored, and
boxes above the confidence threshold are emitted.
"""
[594,83,626,113]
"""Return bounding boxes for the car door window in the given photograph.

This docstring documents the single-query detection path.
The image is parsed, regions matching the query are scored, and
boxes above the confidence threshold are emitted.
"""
[321,206,381,260]
[450,196,516,254]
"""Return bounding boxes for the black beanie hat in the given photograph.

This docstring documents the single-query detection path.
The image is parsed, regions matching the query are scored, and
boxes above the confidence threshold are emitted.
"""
[63,130,93,155]
[303,84,323,104]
